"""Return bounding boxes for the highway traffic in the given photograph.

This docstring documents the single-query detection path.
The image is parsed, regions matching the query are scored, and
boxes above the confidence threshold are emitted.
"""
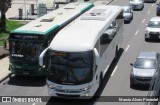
[0,0,160,105]
[97,0,160,105]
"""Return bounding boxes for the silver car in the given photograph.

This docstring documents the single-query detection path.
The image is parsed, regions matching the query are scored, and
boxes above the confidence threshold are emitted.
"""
[129,0,144,10]
[130,52,159,86]
[145,17,160,41]
[122,6,133,23]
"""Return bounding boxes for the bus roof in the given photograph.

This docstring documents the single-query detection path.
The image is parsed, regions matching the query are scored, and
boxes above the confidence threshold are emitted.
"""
[11,2,93,35]
[49,5,122,52]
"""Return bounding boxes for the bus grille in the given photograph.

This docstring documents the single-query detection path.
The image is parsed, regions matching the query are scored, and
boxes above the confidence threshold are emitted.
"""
[55,89,81,93]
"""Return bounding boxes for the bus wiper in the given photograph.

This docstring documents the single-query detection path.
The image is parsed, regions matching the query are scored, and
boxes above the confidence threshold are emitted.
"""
[69,67,80,84]
[67,62,80,84]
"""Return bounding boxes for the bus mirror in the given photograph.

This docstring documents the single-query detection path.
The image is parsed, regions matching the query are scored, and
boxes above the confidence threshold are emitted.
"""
[94,48,100,65]
[39,47,49,66]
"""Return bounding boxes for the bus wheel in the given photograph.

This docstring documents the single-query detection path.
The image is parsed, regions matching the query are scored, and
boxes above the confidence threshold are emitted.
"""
[115,45,119,59]
[99,73,103,85]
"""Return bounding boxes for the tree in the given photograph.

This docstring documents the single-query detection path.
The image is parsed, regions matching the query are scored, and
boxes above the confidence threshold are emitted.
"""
[0,0,12,31]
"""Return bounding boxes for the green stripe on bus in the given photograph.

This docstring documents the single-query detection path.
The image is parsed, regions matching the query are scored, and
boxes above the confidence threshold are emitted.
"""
[11,25,59,35]
[45,25,59,34]
[80,3,94,13]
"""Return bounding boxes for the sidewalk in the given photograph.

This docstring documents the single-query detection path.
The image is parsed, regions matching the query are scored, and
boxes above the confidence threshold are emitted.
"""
[0,56,10,82]
[0,0,113,82]
[6,0,38,20]
[6,0,113,20]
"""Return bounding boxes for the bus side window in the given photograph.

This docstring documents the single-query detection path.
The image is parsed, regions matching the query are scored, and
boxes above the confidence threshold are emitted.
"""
[115,10,123,33]
[100,21,118,56]
[47,34,52,46]
[93,51,97,76]
[100,21,118,45]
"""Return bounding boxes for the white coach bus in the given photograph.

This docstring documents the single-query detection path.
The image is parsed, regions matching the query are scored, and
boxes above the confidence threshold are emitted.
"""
[39,5,124,98]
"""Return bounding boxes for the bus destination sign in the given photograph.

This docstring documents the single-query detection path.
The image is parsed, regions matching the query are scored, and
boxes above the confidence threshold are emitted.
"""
[13,35,39,40]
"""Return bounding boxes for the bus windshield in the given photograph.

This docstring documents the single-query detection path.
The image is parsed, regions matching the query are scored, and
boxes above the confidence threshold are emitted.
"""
[48,51,93,85]
[10,40,44,61]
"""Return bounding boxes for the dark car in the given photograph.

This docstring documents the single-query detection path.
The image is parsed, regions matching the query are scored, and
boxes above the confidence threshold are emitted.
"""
[157,3,160,16]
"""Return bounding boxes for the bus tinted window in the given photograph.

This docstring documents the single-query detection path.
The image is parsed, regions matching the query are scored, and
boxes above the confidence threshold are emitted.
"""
[48,51,93,85]
[10,41,44,61]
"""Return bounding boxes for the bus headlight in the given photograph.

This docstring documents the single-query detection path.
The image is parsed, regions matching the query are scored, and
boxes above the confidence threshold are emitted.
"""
[42,65,45,68]
[47,84,56,89]
[81,86,91,91]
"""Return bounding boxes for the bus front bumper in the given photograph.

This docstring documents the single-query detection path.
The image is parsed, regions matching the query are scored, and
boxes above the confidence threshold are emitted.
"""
[9,64,46,76]
[47,81,96,99]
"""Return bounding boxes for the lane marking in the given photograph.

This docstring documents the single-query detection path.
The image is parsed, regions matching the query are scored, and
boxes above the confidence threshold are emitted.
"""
[104,65,110,75]
[32,103,36,105]
[134,30,139,36]
[152,4,154,6]
[125,45,130,52]
[142,19,145,23]
[148,10,150,14]
[111,65,118,76]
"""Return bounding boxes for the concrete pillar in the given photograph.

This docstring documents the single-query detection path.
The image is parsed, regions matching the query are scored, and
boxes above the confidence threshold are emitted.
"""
[18,8,23,20]
[31,4,34,15]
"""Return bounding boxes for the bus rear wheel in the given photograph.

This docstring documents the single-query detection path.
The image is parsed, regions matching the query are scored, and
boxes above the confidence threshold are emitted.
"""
[99,73,103,85]
[115,45,119,59]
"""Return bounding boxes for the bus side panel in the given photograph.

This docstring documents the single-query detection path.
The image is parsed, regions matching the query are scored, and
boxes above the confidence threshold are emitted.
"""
[102,38,116,77]
[115,15,124,49]
[98,15,124,77]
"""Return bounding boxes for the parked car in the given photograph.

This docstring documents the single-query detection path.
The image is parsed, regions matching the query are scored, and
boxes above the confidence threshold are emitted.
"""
[122,6,133,23]
[157,2,160,16]
[129,0,144,10]
[144,0,156,3]
[130,52,159,86]
[145,17,160,41]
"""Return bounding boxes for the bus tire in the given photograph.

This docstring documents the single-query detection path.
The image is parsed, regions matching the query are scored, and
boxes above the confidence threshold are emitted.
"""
[115,45,119,59]
[99,72,103,85]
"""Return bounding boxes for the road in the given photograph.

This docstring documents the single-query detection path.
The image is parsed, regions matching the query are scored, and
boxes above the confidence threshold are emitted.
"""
[0,0,160,105]
[97,0,160,105]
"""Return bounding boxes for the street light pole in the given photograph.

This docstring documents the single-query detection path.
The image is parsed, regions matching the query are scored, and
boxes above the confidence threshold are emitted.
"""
[24,0,26,19]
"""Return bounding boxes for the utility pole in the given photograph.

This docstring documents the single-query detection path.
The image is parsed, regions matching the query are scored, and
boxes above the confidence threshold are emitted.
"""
[25,0,26,19]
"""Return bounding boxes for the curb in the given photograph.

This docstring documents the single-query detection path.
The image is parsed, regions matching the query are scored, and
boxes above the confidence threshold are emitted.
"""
[0,73,13,83]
